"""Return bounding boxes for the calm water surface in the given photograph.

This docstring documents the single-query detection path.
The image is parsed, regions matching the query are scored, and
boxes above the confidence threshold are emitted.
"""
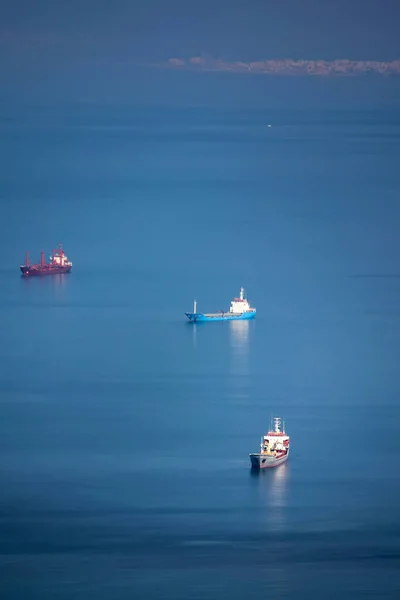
[1,106,400,598]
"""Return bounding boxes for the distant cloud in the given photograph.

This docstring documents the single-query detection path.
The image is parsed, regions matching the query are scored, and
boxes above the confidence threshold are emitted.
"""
[167,58,185,67]
[160,56,400,76]
[189,57,206,66]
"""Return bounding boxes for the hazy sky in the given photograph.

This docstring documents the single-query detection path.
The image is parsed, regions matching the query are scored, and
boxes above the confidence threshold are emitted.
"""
[1,0,400,107]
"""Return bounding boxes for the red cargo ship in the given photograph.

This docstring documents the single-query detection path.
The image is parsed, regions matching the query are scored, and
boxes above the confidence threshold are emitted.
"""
[20,244,72,276]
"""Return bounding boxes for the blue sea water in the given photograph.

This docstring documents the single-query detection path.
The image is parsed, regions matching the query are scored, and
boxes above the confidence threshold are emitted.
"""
[1,105,400,598]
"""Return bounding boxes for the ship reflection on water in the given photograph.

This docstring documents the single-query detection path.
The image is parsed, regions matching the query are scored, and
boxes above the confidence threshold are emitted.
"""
[251,462,289,532]
[229,319,250,377]
[51,273,69,290]
[21,272,70,305]
[191,323,198,349]
[227,318,253,407]
[21,273,69,287]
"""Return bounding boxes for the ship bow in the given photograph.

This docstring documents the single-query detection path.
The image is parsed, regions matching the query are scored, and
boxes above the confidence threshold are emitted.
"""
[249,454,262,469]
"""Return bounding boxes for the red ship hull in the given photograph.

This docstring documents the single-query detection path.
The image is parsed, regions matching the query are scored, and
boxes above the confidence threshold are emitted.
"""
[20,265,72,276]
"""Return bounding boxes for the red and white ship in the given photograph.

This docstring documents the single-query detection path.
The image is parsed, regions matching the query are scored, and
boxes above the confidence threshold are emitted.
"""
[20,244,72,276]
[249,417,290,469]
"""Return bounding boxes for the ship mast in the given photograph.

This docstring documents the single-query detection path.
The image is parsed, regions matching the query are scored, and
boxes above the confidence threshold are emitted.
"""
[240,287,244,300]
[274,417,281,433]
[25,251,29,267]
[194,299,197,314]
[40,251,45,267]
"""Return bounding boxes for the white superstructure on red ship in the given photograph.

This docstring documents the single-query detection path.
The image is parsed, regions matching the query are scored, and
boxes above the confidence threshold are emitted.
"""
[50,245,72,268]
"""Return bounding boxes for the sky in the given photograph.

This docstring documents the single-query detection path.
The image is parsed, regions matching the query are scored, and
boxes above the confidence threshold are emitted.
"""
[1,0,400,107]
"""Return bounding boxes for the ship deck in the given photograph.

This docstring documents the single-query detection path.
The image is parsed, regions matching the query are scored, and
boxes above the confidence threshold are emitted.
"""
[203,312,244,318]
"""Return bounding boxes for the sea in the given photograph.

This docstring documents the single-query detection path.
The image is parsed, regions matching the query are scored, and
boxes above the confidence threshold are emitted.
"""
[1,105,400,598]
